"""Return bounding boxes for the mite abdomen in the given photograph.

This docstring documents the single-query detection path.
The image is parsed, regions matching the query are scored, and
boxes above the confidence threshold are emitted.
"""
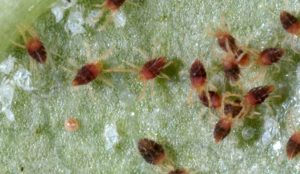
[26,38,47,63]
[138,138,166,165]
[140,57,167,81]
[72,62,102,86]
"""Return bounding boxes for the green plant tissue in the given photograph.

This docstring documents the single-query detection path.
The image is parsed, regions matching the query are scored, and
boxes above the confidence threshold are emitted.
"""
[1,0,300,173]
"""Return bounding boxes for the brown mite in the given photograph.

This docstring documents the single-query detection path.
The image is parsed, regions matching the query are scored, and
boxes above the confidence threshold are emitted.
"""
[169,168,188,174]
[215,31,238,53]
[223,56,240,82]
[286,131,300,159]
[138,138,166,165]
[280,11,300,36]
[234,49,250,66]
[105,0,126,11]
[214,116,233,143]
[224,100,243,118]
[199,91,222,109]
[257,48,285,66]
[244,85,274,106]
[139,57,167,81]
[72,62,102,86]
[190,59,207,92]
[26,37,47,63]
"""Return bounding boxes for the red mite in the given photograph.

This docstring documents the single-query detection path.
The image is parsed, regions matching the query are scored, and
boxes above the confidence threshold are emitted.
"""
[215,31,238,53]
[138,138,166,165]
[140,57,167,81]
[223,56,240,82]
[190,59,207,92]
[257,48,285,66]
[280,11,300,36]
[199,91,222,109]
[234,49,250,66]
[169,169,188,174]
[286,131,300,159]
[72,62,102,86]
[105,0,126,11]
[224,100,243,118]
[244,85,274,106]
[214,116,233,143]
[26,37,47,63]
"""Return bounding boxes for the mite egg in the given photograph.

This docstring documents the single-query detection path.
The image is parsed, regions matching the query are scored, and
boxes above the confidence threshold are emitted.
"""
[257,48,284,66]
[244,85,274,106]
[214,116,233,143]
[72,62,103,86]
[140,57,167,81]
[280,11,300,36]
[105,0,126,11]
[138,138,166,165]
[26,37,47,63]
[199,91,222,109]
[190,59,207,92]
[64,117,80,132]
[286,131,300,159]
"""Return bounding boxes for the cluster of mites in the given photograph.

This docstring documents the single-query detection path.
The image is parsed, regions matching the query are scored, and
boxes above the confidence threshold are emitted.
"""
[13,1,300,170]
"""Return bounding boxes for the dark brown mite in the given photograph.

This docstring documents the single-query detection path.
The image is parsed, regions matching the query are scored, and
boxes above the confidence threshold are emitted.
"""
[286,131,300,159]
[223,56,240,82]
[26,37,47,63]
[215,31,238,53]
[105,0,126,11]
[244,85,274,106]
[257,48,284,66]
[138,138,166,165]
[199,91,222,109]
[280,11,300,36]
[169,168,188,174]
[234,49,250,66]
[140,57,167,81]
[214,116,233,143]
[190,59,207,92]
[224,100,242,118]
[72,62,102,86]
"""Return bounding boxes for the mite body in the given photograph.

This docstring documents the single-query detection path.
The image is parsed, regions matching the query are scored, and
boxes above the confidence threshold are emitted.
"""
[244,85,274,106]
[105,0,126,11]
[257,48,285,66]
[214,116,233,143]
[72,62,103,86]
[199,91,222,109]
[280,11,300,36]
[190,59,207,92]
[223,56,240,82]
[286,131,300,159]
[26,37,47,63]
[139,57,167,81]
[234,49,250,66]
[224,100,243,118]
[169,169,188,174]
[215,31,238,53]
[138,138,166,165]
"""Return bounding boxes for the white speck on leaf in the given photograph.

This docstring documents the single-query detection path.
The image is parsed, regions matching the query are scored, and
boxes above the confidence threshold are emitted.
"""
[112,10,127,28]
[0,79,15,121]
[51,0,77,23]
[0,55,15,75]
[104,123,119,150]
[13,68,34,91]
[65,7,86,35]
[86,10,102,27]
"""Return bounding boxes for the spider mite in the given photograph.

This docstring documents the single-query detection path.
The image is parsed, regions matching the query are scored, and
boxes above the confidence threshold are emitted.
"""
[234,49,250,66]
[64,117,80,132]
[12,26,47,63]
[138,138,166,165]
[169,168,188,174]
[215,30,238,53]
[223,56,240,82]
[244,85,274,106]
[189,59,207,92]
[214,116,233,143]
[139,57,168,81]
[286,131,300,159]
[72,62,103,86]
[105,0,126,11]
[280,11,300,36]
[199,91,222,109]
[257,48,285,66]
[224,100,243,118]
